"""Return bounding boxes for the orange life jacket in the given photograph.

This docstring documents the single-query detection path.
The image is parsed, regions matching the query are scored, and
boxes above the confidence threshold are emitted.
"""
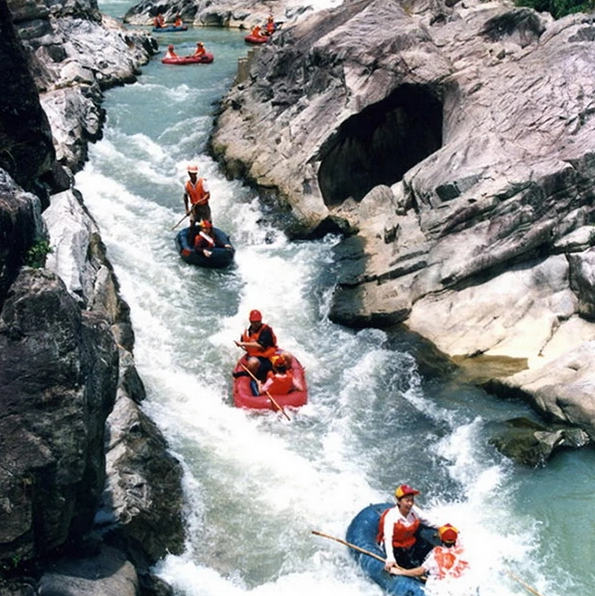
[377,508,420,549]
[194,231,214,249]
[431,545,469,579]
[241,324,277,358]
[266,20,275,34]
[265,371,294,395]
[186,178,209,206]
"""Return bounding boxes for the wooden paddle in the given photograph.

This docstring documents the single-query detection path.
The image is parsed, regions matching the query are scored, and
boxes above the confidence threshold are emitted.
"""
[170,212,189,230]
[508,572,547,596]
[239,362,291,421]
[311,530,428,581]
[311,530,386,563]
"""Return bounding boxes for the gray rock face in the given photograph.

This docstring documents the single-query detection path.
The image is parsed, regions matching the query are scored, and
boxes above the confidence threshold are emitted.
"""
[0,0,182,590]
[211,0,595,443]
[123,0,326,29]
[8,0,157,172]
[0,267,118,560]
[0,0,57,200]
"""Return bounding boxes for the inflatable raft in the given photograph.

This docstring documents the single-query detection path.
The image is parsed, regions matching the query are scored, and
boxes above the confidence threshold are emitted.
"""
[162,53,214,65]
[152,25,188,32]
[244,33,269,44]
[346,503,432,596]
[175,226,234,268]
[232,355,308,411]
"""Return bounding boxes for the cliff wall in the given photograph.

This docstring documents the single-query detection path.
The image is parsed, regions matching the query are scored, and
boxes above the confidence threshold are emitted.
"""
[0,1,184,593]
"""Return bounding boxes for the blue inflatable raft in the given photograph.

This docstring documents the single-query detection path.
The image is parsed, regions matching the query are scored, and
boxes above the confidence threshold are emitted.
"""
[175,226,235,269]
[152,25,188,32]
[346,503,429,596]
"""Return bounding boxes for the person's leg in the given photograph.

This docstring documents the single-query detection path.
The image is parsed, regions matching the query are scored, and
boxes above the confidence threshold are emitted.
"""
[393,546,416,569]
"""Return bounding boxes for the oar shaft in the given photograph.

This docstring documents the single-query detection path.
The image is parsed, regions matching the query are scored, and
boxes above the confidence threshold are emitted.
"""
[312,530,427,579]
[239,362,290,421]
[311,530,385,563]
[170,213,189,230]
[508,572,546,596]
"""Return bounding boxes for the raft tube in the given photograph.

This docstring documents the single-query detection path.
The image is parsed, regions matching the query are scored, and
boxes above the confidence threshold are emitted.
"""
[162,53,214,65]
[152,25,188,32]
[232,355,308,411]
[175,226,234,268]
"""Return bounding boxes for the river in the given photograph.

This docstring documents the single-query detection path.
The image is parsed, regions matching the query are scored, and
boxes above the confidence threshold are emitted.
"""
[75,3,595,596]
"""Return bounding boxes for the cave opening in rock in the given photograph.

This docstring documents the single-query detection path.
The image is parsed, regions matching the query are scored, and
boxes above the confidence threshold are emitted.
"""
[317,84,443,207]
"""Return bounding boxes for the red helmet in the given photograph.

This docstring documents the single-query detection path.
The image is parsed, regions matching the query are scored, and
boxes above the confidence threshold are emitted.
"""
[394,484,420,499]
[249,309,262,322]
[199,219,212,229]
[271,354,285,368]
[438,524,459,544]
[168,45,174,50]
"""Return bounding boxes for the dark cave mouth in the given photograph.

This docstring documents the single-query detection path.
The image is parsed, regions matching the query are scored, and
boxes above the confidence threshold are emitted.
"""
[317,84,443,208]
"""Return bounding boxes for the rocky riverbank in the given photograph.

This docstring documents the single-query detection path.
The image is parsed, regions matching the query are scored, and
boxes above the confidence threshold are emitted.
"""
[210,0,595,460]
[0,0,184,593]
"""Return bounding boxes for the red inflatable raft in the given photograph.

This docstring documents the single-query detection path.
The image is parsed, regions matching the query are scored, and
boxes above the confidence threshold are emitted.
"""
[232,355,308,411]
[244,33,269,44]
[161,53,214,65]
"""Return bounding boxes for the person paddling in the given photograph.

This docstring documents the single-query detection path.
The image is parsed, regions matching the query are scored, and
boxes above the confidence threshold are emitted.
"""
[183,164,211,235]
[265,15,276,36]
[378,484,440,570]
[154,13,165,28]
[193,42,206,57]
[235,310,277,381]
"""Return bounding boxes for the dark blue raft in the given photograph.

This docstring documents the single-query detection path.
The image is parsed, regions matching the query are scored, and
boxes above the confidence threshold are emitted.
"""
[345,503,428,596]
[175,226,235,269]
[152,25,188,32]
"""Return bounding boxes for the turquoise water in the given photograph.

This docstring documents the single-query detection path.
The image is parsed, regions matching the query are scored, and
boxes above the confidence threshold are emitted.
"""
[78,5,595,596]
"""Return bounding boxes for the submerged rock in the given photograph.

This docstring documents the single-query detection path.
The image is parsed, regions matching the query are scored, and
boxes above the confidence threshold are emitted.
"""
[488,417,590,467]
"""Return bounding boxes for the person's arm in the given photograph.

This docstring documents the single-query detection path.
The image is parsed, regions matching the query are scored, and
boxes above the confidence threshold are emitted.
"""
[413,505,439,529]
[261,377,273,393]
[382,508,397,569]
[389,564,427,577]
[202,180,211,203]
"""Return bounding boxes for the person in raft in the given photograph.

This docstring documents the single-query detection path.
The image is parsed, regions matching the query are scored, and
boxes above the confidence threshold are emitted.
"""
[193,42,206,57]
[174,14,183,27]
[154,13,165,28]
[250,25,263,37]
[389,523,474,592]
[164,45,178,59]
[378,484,440,570]
[256,353,303,396]
[193,219,232,257]
[265,15,276,36]
[183,164,211,239]
[235,310,278,381]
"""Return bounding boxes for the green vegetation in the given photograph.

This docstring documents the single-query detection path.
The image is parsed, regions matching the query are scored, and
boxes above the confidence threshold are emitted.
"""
[515,0,594,19]
[25,239,53,268]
